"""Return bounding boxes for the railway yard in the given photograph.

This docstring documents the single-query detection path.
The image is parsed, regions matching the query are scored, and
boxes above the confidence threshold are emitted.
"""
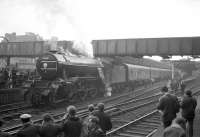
[0,76,198,137]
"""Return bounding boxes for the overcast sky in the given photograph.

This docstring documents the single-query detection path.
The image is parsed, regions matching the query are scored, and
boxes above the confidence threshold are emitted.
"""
[0,0,200,59]
[0,0,200,40]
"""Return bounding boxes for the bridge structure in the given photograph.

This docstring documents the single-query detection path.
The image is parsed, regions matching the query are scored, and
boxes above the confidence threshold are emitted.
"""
[0,37,200,66]
[0,40,72,66]
[92,37,200,58]
[0,37,200,58]
[0,41,73,57]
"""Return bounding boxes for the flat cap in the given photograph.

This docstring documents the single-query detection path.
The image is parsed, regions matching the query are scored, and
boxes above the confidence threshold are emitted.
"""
[20,114,32,119]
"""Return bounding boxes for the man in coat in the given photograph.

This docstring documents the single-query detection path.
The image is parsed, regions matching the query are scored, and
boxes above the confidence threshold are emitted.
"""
[62,105,82,137]
[157,86,180,128]
[93,103,112,133]
[180,90,197,137]
[39,113,62,137]
[16,114,40,137]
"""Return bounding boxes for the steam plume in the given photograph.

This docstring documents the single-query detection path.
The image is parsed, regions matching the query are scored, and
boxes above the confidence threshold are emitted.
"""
[31,0,93,57]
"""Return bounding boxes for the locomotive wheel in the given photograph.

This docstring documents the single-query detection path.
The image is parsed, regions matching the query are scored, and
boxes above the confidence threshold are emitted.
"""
[88,88,98,98]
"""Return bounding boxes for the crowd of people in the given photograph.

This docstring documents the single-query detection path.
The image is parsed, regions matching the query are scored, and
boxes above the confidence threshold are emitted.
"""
[0,103,112,137]
[157,86,197,137]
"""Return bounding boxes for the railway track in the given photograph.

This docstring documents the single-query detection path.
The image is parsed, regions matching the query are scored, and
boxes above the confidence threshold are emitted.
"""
[1,76,194,120]
[107,110,160,137]
[107,80,200,137]
[4,84,164,135]
[6,81,195,135]
[3,77,198,135]
[0,81,164,121]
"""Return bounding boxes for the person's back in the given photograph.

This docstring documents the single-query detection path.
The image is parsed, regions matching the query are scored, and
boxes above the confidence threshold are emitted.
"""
[158,94,179,119]
[180,90,197,137]
[181,94,197,120]
[62,105,82,137]
[63,116,82,137]
[40,123,62,137]
[39,114,62,137]
[93,103,112,133]
[157,87,180,128]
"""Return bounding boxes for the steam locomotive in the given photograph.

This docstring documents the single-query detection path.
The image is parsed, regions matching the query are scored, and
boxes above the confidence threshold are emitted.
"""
[24,50,105,106]
[24,50,175,106]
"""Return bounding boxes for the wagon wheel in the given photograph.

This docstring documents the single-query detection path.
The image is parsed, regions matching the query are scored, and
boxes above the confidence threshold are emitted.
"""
[88,88,98,98]
[78,90,88,101]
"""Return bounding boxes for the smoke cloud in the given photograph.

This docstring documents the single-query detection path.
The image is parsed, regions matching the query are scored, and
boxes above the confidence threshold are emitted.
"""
[31,0,93,57]
[0,0,94,57]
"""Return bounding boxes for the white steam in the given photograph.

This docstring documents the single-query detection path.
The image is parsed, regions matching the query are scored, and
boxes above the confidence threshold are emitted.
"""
[31,0,93,57]
[73,40,94,57]
[0,0,94,57]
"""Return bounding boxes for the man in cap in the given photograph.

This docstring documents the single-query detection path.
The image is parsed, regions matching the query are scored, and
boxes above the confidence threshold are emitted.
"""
[16,114,40,137]
[180,90,197,137]
[0,119,11,137]
[157,86,180,128]
[93,103,112,133]
[62,105,82,137]
[39,113,62,137]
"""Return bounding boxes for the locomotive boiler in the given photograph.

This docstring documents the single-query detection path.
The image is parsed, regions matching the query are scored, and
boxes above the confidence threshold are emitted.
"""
[24,50,105,106]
